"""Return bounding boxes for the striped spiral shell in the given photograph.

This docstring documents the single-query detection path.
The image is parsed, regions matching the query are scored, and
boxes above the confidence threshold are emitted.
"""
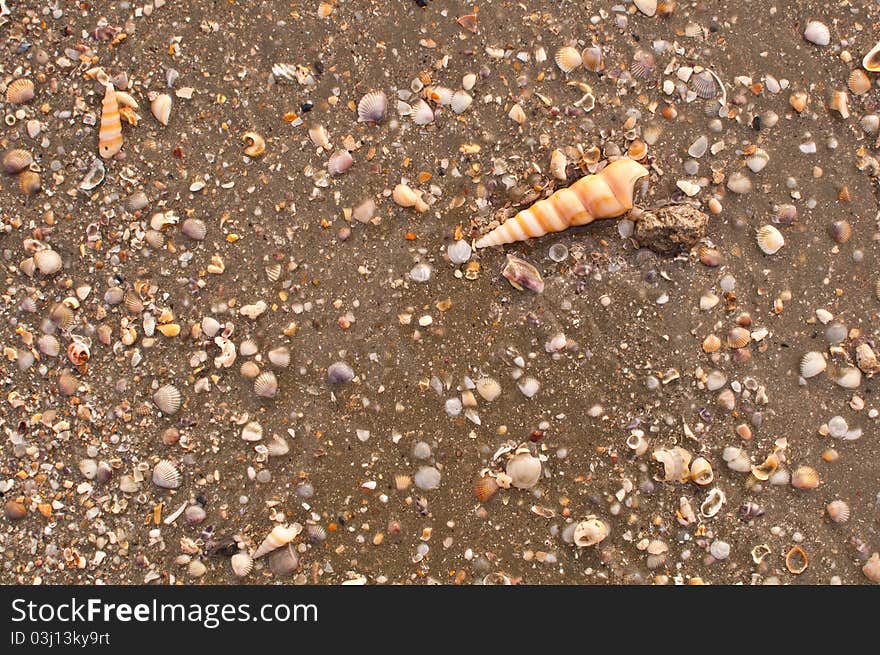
[253,523,302,559]
[99,84,124,159]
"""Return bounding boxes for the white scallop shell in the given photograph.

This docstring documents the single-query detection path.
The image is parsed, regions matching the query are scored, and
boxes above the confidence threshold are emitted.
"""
[803,20,830,47]
[37,334,61,356]
[836,366,862,389]
[554,46,582,73]
[267,346,291,368]
[254,371,278,398]
[266,434,290,457]
[241,421,264,442]
[800,351,827,378]
[152,459,181,489]
[756,225,784,255]
[152,384,182,414]
[426,85,454,105]
[633,0,657,17]
[230,552,253,578]
[357,90,387,123]
[151,93,172,126]
[269,544,299,576]
[411,99,435,125]
[505,451,542,489]
[181,218,207,240]
[450,90,473,114]
[239,339,259,357]
[253,523,303,559]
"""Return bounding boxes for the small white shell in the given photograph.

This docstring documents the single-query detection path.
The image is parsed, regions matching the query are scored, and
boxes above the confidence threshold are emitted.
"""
[425,86,454,105]
[254,371,278,398]
[253,523,303,559]
[700,487,726,518]
[450,90,473,114]
[573,516,609,548]
[357,90,387,123]
[266,434,290,457]
[836,366,862,389]
[411,99,435,125]
[241,421,264,442]
[554,46,582,73]
[152,459,182,489]
[308,124,331,149]
[327,150,354,176]
[800,351,827,378]
[151,93,172,125]
[152,384,182,414]
[181,218,207,240]
[231,552,253,578]
[803,20,830,46]
[268,346,291,368]
[756,225,784,255]
[550,148,567,181]
[33,249,63,275]
[37,334,61,357]
[505,451,542,489]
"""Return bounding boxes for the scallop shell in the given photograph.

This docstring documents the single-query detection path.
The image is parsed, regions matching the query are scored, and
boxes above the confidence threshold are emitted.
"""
[848,69,871,96]
[726,326,750,349]
[6,78,35,104]
[327,150,354,176]
[265,264,282,282]
[700,487,726,518]
[411,99,435,125]
[756,225,784,254]
[49,303,76,330]
[791,465,820,490]
[230,552,253,578]
[394,474,412,491]
[253,523,302,558]
[150,93,172,126]
[450,90,473,114]
[630,49,656,79]
[800,351,826,378]
[33,249,62,275]
[239,339,259,357]
[505,451,542,489]
[573,516,609,548]
[268,544,299,576]
[152,459,182,489]
[689,457,714,485]
[181,218,207,240]
[554,46,582,73]
[123,290,144,314]
[266,434,289,457]
[267,346,290,368]
[474,475,499,503]
[803,20,830,46]
[864,41,880,72]
[826,499,850,523]
[357,90,387,123]
[58,372,79,396]
[254,371,278,398]
[152,384,182,415]
[425,86,454,105]
[37,334,60,357]
[3,149,33,175]
[18,170,41,195]
[690,69,717,98]
[581,46,604,72]
[241,421,264,442]
[836,366,862,389]
[306,525,327,544]
[145,230,165,248]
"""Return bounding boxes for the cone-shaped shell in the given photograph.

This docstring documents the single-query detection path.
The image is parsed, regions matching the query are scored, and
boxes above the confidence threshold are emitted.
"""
[151,93,172,125]
[573,516,609,547]
[475,159,649,248]
[230,552,253,578]
[253,523,302,558]
[99,84,123,159]
[6,78,35,104]
[152,459,181,489]
[864,41,880,72]
[357,90,387,123]
[152,384,182,414]
[555,46,582,73]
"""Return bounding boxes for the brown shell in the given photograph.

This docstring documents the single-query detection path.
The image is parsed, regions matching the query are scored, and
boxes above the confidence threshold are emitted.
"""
[6,78,35,104]
[474,475,500,503]
[828,220,851,244]
[18,170,41,195]
[727,326,751,349]
[3,149,33,175]
[785,545,808,574]
[123,290,144,314]
[848,69,872,95]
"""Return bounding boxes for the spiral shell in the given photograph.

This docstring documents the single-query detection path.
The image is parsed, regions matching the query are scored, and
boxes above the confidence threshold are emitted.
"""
[33,249,62,275]
[241,131,265,157]
[181,218,207,240]
[800,351,826,378]
[3,149,33,175]
[474,475,500,503]
[18,170,41,195]
[151,93,172,125]
[6,78,35,104]
[152,459,182,489]
[826,499,850,523]
[253,523,302,558]
[554,46,582,73]
[152,384,182,415]
[475,159,649,248]
[99,84,123,159]
[254,371,278,398]
[230,552,253,578]
[357,90,387,123]
[573,516,609,548]
[689,457,714,485]
[505,451,542,489]
[848,69,871,96]
[792,465,820,490]
[756,225,784,254]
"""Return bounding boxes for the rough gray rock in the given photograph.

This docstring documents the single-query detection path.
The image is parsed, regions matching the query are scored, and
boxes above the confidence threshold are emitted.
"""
[635,204,709,254]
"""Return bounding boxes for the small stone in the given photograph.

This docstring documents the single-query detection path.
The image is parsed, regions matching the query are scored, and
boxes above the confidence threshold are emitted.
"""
[4,500,27,521]
[327,361,354,383]
[414,466,441,490]
[635,205,709,254]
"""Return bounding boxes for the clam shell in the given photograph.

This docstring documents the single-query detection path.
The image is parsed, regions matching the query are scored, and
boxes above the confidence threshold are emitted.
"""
[803,20,830,46]
[630,49,656,79]
[505,451,542,489]
[394,474,412,491]
[37,334,60,357]
[826,499,850,523]
[239,339,259,357]
[425,86,454,105]
[150,93,172,125]
[690,457,714,485]
[690,69,717,98]
[791,465,820,490]
[357,90,387,123]
[327,150,354,176]
[6,78,35,104]
[864,41,880,72]
[306,525,327,544]
[308,124,331,149]
[181,218,207,240]
[450,90,473,114]
[800,351,826,378]
[266,434,289,457]
[554,46,582,73]
[33,249,62,275]
[253,523,302,559]
[502,254,544,293]
[411,99,435,125]
[230,552,253,578]
[58,372,79,395]
[254,371,278,398]
[241,421,264,442]
[848,69,871,96]
[573,517,609,548]
[581,46,604,72]
[152,459,182,489]
[145,230,165,248]
[327,361,354,383]
[123,290,144,314]
[836,366,862,389]
[268,544,299,576]
[18,170,41,195]
[268,346,290,368]
[634,0,657,16]
[865,553,880,583]
[474,475,499,503]
[152,384,182,415]
[756,225,784,254]
[3,149,33,175]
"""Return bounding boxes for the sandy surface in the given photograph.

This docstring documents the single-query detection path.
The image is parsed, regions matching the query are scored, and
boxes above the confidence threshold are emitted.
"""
[2,0,880,585]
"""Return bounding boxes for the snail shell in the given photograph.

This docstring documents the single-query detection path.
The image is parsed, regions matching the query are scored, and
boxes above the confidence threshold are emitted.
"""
[99,84,123,159]
[253,523,302,559]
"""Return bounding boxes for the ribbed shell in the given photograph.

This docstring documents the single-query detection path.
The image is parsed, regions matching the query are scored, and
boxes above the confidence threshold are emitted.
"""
[826,500,850,523]
[756,225,784,254]
[411,99,434,125]
[99,84,123,159]
[474,475,499,502]
[58,372,79,395]
[123,290,144,314]
[33,249,62,275]
[727,326,751,349]
[230,552,253,578]
[48,302,75,328]
[18,170,41,195]
[37,334,61,356]
[690,70,717,98]
[253,523,302,558]
[848,69,872,95]
[267,346,290,368]
[630,49,656,79]
[241,421,264,442]
[181,218,207,240]
[254,371,278,398]
[357,90,387,123]
[152,384,182,414]
[152,459,182,489]
[475,159,649,248]
[800,351,827,378]
[6,78,35,104]
[451,90,473,114]
[2,149,33,175]
[554,46,582,73]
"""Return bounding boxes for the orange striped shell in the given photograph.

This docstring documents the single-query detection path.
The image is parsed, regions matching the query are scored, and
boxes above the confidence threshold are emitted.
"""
[99,84,123,159]
[475,158,649,248]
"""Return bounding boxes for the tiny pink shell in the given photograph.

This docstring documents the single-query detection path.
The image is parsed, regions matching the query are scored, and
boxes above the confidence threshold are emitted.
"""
[327,150,354,176]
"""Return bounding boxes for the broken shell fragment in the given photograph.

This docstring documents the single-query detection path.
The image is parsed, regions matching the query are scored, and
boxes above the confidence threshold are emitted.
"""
[700,487,726,518]
[308,124,331,149]
[751,453,779,481]
[392,183,428,213]
[785,545,809,574]
[829,90,850,119]
[151,93,172,125]
[573,516,609,548]
[581,46,604,72]
[242,131,265,157]
[501,254,545,293]
[651,447,692,483]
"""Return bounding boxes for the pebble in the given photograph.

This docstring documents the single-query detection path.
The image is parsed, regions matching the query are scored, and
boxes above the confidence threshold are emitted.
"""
[414,466,441,491]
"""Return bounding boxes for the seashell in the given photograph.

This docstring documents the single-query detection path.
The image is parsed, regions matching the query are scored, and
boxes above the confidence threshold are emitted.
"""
[425,86,454,105]
[836,366,862,389]
[829,90,850,119]
[573,516,609,548]
[862,553,880,583]
[785,546,808,575]
[357,90,387,123]
[550,149,567,181]
[756,225,784,255]
[828,220,851,244]
[676,496,697,526]
[99,84,123,159]
[848,69,872,95]
[751,453,779,481]
[457,13,478,32]
[230,552,253,578]
[241,421,264,442]
[37,334,60,357]
[411,99,435,125]
[651,447,692,483]
[474,475,500,503]
[745,148,769,173]
[475,377,501,402]
[581,46,604,72]
[6,78,35,104]
[123,290,144,314]
[265,264,282,282]
[626,431,649,456]
[18,170,41,195]
[789,91,809,113]
[327,150,354,176]
[308,125,331,150]
[269,544,299,576]
[152,384,182,415]
[803,20,830,46]
[690,69,717,99]
[791,465,819,490]
[266,434,289,457]
[145,230,165,248]
[181,218,207,240]
[727,171,753,194]
[3,149,33,175]
[864,41,880,72]
[700,487,726,518]
[627,139,648,161]
[392,183,428,212]
[79,158,106,192]
[241,131,265,157]
[58,372,79,395]
[67,341,90,366]
[253,523,302,558]
[634,0,657,17]
[501,254,545,293]
[630,49,656,79]
[239,339,259,357]
[554,46,582,73]
[5,500,27,521]
[394,474,412,491]
[33,249,62,275]
[152,459,181,489]
[689,457,714,485]
[826,500,850,523]
[727,326,750,349]
[306,525,327,544]
[327,361,354,383]
[254,371,278,398]
[268,346,290,368]
[476,158,649,248]
[800,351,826,378]
[451,90,473,114]
[151,93,172,125]
[508,103,526,125]
[739,502,765,519]
[506,451,542,489]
